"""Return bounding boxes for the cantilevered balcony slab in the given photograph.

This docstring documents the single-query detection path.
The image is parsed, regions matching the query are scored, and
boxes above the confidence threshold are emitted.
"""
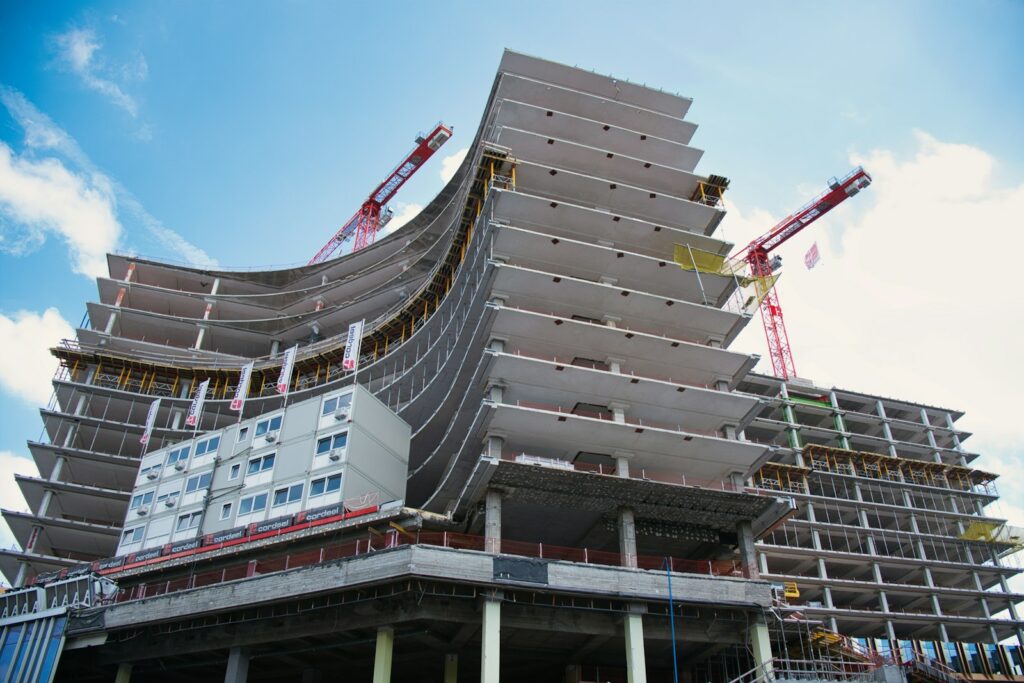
[495,72,698,145]
[493,99,704,172]
[491,189,729,259]
[493,225,736,305]
[492,263,749,346]
[2,510,120,559]
[485,351,762,435]
[486,401,772,481]
[514,161,724,235]
[27,441,138,491]
[495,127,710,199]
[454,456,793,535]
[499,50,693,120]
[490,304,758,389]
[16,476,128,526]
[0,549,78,583]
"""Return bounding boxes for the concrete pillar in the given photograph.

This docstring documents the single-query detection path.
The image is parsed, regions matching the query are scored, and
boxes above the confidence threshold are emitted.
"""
[829,391,851,450]
[607,356,623,374]
[885,621,897,643]
[878,590,891,613]
[618,507,638,569]
[224,647,250,683]
[749,618,774,679]
[481,592,501,683]
[737,521,758,579]
[565,664,583,683]
[270,340,280,356]
[614,452,632,478]
[758,552,769,576]
[444,654,458,683]
[938,623,949,643]
[822,586,835,610]
[372,626,394,683]
[609,402,627,424]
[114,663,132,683]
[484,489,502,554]
[624,606,648,683]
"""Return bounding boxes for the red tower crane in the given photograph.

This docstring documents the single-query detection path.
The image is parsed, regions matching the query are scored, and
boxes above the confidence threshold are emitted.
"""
[733,166,872,380]
[309,122,453,264]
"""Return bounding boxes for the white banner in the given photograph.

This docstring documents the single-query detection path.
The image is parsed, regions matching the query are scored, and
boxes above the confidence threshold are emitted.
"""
[342,320,364,371]
[140,398,161,446]
[185,379,210,427]
[804,242,821,270]
[231,361,254,412]
[276,345,298,395]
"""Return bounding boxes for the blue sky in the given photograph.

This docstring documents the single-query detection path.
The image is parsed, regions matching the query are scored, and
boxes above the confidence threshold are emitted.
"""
[0,2,1022,564]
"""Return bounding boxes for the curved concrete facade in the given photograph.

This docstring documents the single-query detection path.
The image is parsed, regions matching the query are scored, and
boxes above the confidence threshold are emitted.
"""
[5,50,1022,667]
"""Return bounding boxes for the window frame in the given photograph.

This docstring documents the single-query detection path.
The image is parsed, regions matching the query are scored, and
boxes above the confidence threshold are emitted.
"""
[315,432,348,455]
[238,492,268,516]
[121,526,144,544]
[175,511,202,532]
[309,473,342,498]
[130,490,154,510]
[166,445,191,467]
[228,463,241,480]
[246,453,276,476]
[195,435,221,457]
[184,471,213,494]
[220,503,232,520]
[254,415,283,437]
[272,482,304,507]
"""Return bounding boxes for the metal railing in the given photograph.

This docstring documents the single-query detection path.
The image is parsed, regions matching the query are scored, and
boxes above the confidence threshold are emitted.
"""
[100,530,742,605]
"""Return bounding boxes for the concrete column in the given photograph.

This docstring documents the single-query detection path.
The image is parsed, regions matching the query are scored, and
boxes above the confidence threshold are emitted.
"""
[224,647,250,683]
[115,663,132,683]
[938,623,949,643]
[484,489,502,554]
[609,402,627,424]
[878,590,891,613]
[758,552,769,576]
[624,606,648,683]
[737,521,758,579]
[372,626,394,683]
[614,452,632,478]
[270,340,280,356]
[822,586,835,609]
[444,654,458,683]
[565,664,583,683]
[885,621,897,643]
[481,592,501,683]
[749,618,774,679]
[618,507,638,569]
[607,356,624,374]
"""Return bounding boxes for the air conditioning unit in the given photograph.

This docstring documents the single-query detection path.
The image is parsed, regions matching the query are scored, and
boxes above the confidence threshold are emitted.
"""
[328,450,342,461]
[145,471,158,480]
[173,463,186,471]
[164,498,176,508]
[334,407,350,421]
[136,506,149,516]
[265,433,278,443]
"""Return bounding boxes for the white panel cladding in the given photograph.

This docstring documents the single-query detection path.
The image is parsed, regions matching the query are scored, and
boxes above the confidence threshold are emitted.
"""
[116,385,409,553]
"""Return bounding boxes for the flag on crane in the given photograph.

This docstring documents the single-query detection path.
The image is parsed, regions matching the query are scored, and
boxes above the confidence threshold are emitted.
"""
[804,242,821,270]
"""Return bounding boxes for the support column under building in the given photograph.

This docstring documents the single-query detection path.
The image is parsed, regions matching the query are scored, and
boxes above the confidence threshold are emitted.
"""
[749,617,774,679]
[485,489,502,554]
[224,647,250,683]
[373,626,394,683]
[444,654,458,683]
[624,605,648,683]
[115,663,132,683]
[481,591,502,683]
[736,520,758,579]
[618,507,638,569]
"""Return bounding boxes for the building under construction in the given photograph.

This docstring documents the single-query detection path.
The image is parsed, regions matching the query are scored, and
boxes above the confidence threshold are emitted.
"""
[1,50,1022,683]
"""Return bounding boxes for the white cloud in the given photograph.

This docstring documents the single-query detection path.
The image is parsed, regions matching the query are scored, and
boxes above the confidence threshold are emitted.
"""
[0,308,73,406]
[0,141,120,278]
[440,147,468,184]
[54,28,140,117]
[380,202,424,238]
[0,87,216,270]
[724,131,1024,523]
